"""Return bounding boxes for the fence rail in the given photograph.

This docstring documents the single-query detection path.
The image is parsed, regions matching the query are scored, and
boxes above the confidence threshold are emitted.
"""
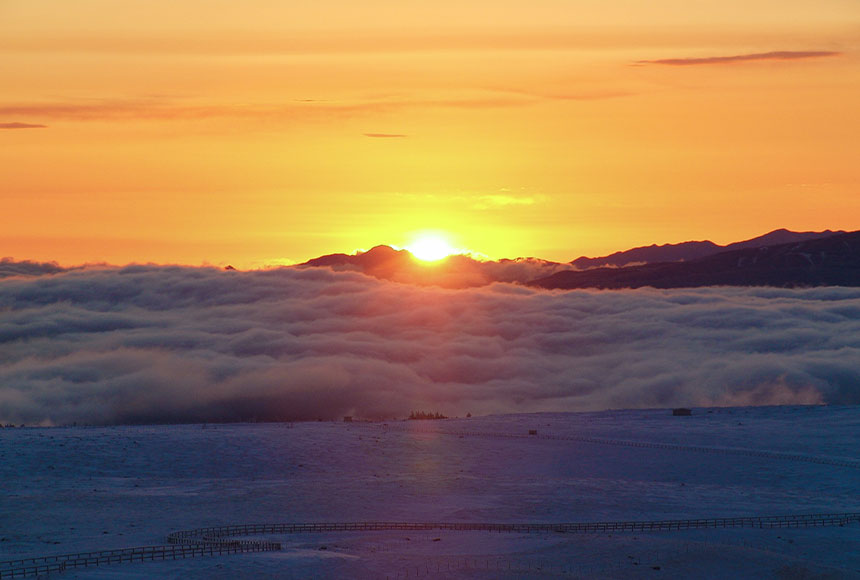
[3,513,858,578]
[0,538,279,578]
[165,512,860,542]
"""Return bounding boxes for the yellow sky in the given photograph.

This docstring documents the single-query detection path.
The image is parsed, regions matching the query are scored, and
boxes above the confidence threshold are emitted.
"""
[2,1,859,267]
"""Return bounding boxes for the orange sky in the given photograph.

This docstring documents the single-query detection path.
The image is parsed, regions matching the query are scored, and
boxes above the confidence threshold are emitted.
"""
[2,0,859,268]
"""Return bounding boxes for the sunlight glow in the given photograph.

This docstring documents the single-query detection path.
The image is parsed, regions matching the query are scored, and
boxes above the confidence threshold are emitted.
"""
[407,235,457,262]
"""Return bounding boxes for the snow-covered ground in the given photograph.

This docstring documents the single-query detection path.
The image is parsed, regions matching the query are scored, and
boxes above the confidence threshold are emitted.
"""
[2,406,859,578]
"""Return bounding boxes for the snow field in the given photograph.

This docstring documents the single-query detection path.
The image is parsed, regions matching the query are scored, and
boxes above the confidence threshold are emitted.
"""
[1,405,858,578]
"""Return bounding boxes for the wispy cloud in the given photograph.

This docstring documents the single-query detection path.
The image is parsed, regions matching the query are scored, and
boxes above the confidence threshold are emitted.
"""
[636,50,841,66]
[0,122,47,129]
[472,194,540,210]
[0,96,527,124]
[364,133,408,138]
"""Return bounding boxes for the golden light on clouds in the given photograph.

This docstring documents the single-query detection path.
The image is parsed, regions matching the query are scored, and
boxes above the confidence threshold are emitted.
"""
[1,0,858,267]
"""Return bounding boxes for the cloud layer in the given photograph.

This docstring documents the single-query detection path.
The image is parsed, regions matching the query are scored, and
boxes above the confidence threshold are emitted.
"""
[0,258,68,278]
[1,265,858,425]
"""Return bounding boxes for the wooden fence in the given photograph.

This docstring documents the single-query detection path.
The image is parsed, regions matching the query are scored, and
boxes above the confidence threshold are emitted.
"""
[166,512,860,540]
[0,539,278,578]
[2,513,858,578]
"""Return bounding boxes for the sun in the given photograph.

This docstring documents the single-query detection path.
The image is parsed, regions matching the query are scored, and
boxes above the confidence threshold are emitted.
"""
[407,234,457,262]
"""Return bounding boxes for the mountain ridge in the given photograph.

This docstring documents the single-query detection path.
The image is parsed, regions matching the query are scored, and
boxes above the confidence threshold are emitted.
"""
[570,228,845,270]
[298,228,859,289]
[531,230,860,290]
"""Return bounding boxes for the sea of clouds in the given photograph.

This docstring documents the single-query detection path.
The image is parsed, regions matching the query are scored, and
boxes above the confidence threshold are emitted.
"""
[1,265,858,425]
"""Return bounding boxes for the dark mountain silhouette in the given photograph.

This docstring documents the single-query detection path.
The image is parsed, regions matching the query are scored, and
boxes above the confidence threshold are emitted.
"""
[302,245,415,280]
[299,246,568,288]
[531,231,860,290]
[298,230,858,289]
[570,229,845,269]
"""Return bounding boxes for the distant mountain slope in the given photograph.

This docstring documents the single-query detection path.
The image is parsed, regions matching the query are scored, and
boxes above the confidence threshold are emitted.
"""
[299,245,568,288]
[531,231,860,289]
[302,245,414,279]
[571,229,845,270]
